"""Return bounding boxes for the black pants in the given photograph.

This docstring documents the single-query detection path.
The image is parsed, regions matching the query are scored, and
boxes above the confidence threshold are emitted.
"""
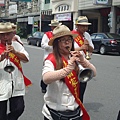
[0,96,25,120]
[40,80,47,90]
[44,116,49,120]
[80,82,87,103]
[44,116,82,120]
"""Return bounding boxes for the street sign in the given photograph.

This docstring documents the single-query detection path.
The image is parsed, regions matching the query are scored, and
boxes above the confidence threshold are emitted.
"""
[93,0,112,5]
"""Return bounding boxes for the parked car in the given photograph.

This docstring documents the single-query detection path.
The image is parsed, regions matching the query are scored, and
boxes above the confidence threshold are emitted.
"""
[91,33,120,55]
[27,32,44,47]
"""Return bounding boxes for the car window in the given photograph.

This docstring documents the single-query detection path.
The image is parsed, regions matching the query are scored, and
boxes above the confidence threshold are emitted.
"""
[40,32,44,36]
[35,32,39,37]
[91,34,96,39]
[33,32,36,36]
[96,34,104,39]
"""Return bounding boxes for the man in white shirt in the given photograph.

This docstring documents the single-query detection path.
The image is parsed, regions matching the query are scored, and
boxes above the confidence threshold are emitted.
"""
[72,16,94,103]
[0,22,31,120]
[40,20,62,93]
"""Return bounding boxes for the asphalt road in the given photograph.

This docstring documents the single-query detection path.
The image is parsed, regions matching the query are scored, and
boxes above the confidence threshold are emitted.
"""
[19,41,120,120]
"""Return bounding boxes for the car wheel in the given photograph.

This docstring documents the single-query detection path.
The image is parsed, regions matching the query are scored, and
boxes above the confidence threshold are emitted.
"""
[27,40,31,45]
[100,45,106,55]
[36,41,40,47]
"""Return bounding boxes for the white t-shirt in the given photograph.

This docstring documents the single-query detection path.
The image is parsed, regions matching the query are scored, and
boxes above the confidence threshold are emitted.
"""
[42,60,82,119]
[41,33,53,60]
[0,41,29,101]
[15,34,23,45]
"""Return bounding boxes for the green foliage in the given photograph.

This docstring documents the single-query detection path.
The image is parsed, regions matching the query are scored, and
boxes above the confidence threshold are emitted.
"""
[16,26,27,39]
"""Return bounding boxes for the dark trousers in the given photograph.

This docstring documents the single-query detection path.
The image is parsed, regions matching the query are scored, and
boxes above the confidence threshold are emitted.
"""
[44,116,49,120]
[41,80,47,90]
[0,96,25,120]
[80,82,87,103]
[44,116,82,120]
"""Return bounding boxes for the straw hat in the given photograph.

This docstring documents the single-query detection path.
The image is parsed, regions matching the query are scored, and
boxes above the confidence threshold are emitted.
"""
[49,19,62,26]
[48,25,78,46]
[0,22,14,33]
[11,23,17,31]
[75,16,91,25]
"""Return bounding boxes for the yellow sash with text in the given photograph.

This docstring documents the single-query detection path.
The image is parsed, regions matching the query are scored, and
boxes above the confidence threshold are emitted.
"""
[72,30,86,54]
[9,52,32,87]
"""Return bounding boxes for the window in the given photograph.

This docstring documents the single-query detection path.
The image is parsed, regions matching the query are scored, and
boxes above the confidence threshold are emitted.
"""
[35,32,39,37]
[57,5,70,12]
[91,34,96,39]
[33,32,36,37]
[45,0,50,4]
[96,35,104,39]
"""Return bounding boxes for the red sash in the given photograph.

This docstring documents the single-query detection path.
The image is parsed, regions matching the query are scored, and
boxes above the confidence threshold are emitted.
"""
[45,31,53,39]
[0,43,32,87]
[72,30,86,54]
[46,53,90,120]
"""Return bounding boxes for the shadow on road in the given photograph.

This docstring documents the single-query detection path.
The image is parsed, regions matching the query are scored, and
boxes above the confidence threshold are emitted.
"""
[84,102,103,112]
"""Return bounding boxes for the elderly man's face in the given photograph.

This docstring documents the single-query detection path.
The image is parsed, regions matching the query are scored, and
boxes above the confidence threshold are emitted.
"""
[0,32,14,45]
[76,25,88,34]
[51,26,56,31]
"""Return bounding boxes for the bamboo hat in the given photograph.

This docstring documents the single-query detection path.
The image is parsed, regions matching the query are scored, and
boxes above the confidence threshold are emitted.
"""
[0,22,14,33]
[48,25,78,46]
[49,19,62,26]
[75,16,91,25]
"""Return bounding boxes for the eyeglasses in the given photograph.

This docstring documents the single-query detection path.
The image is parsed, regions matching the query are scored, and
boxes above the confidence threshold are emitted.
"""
[58,37,73,43]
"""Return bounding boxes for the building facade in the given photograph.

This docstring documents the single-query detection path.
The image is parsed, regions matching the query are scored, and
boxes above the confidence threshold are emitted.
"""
[51,0,120,34]
[51,0,78,30]
[0,0,120,36]
[78,0,120,34]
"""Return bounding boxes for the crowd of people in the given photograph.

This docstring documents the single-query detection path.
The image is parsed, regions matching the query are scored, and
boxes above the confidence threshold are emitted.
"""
[41,16,97,120]
[42,24,96,120]
[0,16,97,120]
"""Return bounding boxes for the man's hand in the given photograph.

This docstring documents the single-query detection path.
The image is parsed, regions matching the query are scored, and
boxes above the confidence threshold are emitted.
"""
[84,39,89,46]
[75,44,88,51]
[84,39,93,52]
[0,52,9,62]
[70,51,84,62]
[6,45,16,54]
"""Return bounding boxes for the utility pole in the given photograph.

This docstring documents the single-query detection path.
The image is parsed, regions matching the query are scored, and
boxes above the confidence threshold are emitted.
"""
[110,6,116,33]
[39,0,41,32]
[5,0,7,17]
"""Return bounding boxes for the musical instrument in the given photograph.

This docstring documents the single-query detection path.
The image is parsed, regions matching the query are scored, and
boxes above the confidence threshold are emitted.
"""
[83,37,91,60]
[66,47,93,83]
[4,43,15,73]
[85,51,91,60]
[77,63,93,83]
[4,58,15,73]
